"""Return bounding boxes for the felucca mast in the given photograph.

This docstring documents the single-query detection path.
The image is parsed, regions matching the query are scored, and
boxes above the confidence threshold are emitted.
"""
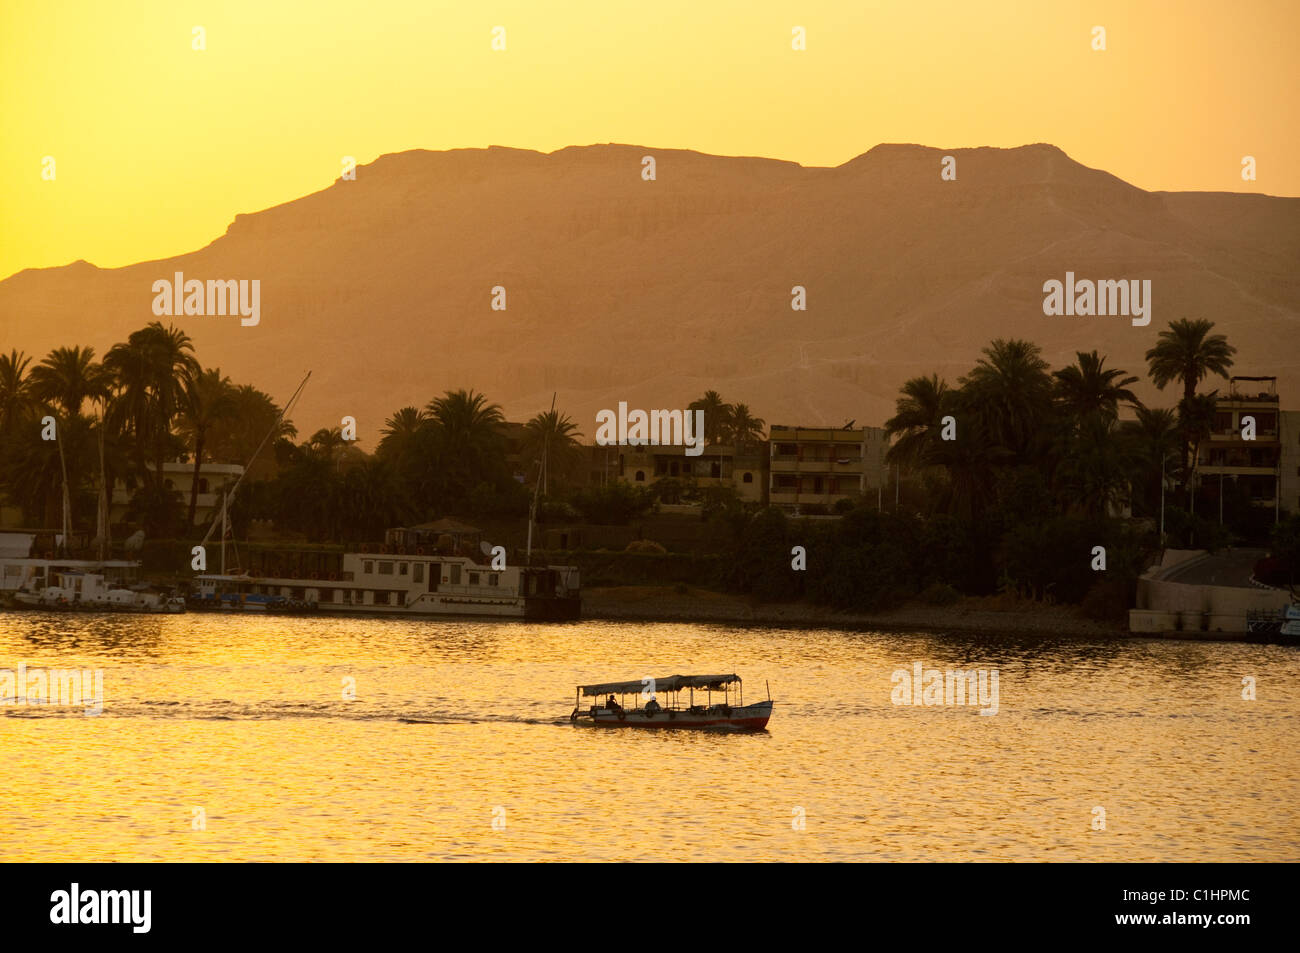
[525,392,556,563]
[200,371,312,573]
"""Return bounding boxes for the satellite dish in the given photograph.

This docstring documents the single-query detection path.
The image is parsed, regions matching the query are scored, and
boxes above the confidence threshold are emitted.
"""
[480,540,494,556]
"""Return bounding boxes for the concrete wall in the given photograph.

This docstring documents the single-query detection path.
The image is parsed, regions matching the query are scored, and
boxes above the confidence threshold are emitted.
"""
[1130,549,1290,633]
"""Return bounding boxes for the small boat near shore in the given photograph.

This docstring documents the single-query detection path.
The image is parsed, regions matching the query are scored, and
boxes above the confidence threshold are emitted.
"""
[9,569,185,614]
[570,673,772,730]
[1246,604,1300,644]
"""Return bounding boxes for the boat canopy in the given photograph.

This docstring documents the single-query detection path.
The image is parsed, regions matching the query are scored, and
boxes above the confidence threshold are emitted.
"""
[579,674,740,697]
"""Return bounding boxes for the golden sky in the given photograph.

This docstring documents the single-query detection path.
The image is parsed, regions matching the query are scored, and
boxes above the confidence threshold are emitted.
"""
[2,0,1296,281]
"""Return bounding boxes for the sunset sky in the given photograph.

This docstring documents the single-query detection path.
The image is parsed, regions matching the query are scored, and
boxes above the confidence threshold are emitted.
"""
[2,0,1296,281]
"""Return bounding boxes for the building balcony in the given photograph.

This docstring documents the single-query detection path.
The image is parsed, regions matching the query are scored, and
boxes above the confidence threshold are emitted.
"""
[772,455,863,469]
[1196,466,1279,478]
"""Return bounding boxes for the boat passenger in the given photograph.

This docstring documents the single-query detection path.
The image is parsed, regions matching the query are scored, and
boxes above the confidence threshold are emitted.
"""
[607,694,620,711]
[644,697,661,714]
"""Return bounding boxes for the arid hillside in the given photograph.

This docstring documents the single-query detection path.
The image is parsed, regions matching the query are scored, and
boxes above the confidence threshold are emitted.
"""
[3,143,1296,445]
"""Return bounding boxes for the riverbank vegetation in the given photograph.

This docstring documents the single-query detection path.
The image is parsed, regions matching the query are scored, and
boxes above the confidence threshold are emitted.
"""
[2,318,1289,621]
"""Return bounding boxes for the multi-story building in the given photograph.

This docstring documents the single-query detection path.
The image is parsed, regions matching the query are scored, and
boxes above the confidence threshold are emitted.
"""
[110,461,244,526]
[1282,410,1300,516]
[768,425,890,513]
[614,443,767,503]
[1196,376,1289,515]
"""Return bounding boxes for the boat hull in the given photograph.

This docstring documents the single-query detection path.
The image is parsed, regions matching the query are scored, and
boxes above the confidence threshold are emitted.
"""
[574,700,772,731]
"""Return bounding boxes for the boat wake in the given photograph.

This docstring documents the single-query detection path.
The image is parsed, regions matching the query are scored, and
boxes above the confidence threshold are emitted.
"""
[1,699,572,725]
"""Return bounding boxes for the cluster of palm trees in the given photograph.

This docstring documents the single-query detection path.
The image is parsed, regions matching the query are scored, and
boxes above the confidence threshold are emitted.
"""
[0,323,292,544]
[686,391,766,448]
[884,318,1238,533]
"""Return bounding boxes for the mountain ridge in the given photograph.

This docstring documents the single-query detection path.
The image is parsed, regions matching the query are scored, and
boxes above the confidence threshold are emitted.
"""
[2,142,1296,448]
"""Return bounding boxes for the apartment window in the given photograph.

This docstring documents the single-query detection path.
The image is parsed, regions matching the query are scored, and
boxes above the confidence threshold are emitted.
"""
[291,588,304,600]
[378,561,394,575]
[469,573,480,586]
[398,562,408,575]
[363,561,373,574]
[711,461,721,478]
[413,563,424,584]
[635,470,645,482]
[198,478,209,492]
[488,575,499,586]
[742,472,753,483]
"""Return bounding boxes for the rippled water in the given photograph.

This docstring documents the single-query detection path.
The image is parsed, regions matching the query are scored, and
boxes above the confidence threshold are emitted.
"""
[1,612,1297,861]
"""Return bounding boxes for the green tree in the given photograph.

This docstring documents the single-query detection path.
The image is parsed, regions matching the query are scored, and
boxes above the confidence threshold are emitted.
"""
[687,390,733,446]
[522,408,584,494]
[728,403,766,449]
[0,350,38,437]
[958,339,1054,462]
[1052,350,1139,425]
[1144,318,1236,492]
[1119,406,1179,519]
[884,374,951,473]
[426,389,507,506]
[177,367,237,530]
[104,322,200,489]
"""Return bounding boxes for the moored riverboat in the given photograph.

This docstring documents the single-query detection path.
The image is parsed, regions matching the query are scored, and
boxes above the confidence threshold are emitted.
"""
[190,523,580,620]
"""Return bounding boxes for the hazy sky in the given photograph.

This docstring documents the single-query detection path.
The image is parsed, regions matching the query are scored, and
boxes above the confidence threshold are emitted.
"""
[2,0,1296,281]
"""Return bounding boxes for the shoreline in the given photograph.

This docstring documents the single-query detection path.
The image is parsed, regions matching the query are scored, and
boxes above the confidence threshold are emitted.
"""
[581,585,1133,639]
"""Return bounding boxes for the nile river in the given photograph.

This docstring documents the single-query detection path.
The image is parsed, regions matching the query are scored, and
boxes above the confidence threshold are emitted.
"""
[2,613,1297,861]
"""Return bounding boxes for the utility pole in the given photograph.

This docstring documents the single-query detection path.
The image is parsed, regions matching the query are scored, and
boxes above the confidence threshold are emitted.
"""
[1159,454,1166,543]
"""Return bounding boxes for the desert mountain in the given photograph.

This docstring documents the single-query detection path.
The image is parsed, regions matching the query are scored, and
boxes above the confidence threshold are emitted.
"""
[2,143,1297,447]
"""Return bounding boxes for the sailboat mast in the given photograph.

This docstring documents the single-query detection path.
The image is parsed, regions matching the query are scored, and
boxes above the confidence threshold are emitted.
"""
[525,393,556,564]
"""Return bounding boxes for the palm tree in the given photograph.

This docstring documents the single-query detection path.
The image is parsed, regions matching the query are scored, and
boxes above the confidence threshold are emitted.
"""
[884,374,950,472]
[377,407,432,460]
[426,389,506,502]
[1180,392,1219,515]
[29,346,109,417]
[1052,350,1139,424]
[177,367,236,530]
[1120,406,1179,519]
[1054,415,1136,519]
[28,346,110,542]
[687,390,733,446]
[0,350,37,437]
[522,408,584,493]
[924,419,1011,521]
[728,404,766,450]
[1144,318,1236,493]
[207,384,297,471]
[958,339,1054,462]
[104,322,200,489]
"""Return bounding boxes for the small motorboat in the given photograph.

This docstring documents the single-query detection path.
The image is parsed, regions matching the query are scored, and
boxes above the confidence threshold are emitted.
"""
[570,673,773,730]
